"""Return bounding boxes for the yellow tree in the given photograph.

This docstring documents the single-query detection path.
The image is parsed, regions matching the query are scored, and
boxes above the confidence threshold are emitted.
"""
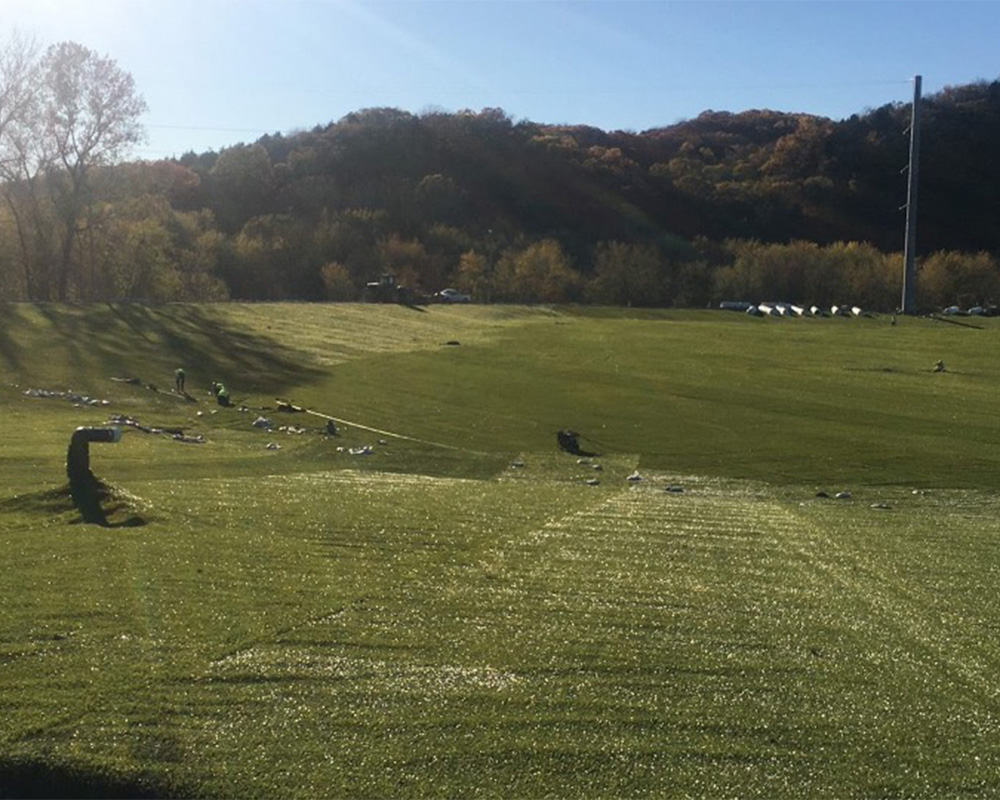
[320,262,357,301]
[918,250,1000,309]
[455,250,489,301]
[377,234,429,292]
[495,239,578,303]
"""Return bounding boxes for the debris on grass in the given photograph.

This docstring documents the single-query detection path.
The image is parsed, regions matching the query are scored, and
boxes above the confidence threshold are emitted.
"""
[173,433,206,444]
[835,491,853,499]
[626,471,643,482]
[107,414,205,444]
[112,375,197,402]
[24,388,109,407]
[275,398,306,413]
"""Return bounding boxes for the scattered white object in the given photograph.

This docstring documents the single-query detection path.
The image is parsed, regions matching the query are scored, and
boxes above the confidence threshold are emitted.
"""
[378,439,388,445]
[23,388,109,406]
[266,442,281,450]
[586,478,600,486]
[510,460,525,469]
[626,471,643,482]
[665,485,685,493]
[592,464,603,471]
[253,416,273,428]
[349,445,374,456]
[835,491,852,500]
[870,502,890,510]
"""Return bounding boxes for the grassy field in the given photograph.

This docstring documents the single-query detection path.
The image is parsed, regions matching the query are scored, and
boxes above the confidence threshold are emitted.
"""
[3,302,1000,798]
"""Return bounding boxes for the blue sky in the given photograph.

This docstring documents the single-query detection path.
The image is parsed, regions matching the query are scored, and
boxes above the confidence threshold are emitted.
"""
[6,1,999,160]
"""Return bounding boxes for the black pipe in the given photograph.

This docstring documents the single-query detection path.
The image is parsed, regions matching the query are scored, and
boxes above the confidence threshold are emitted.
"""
[67,427,122,484]
[66,427,122,524]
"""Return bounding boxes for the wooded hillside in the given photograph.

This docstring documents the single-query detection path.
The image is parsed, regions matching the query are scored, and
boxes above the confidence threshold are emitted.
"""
[2,38,999,309]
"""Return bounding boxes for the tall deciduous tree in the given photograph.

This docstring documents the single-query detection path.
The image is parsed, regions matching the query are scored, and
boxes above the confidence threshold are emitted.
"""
[38,42,147,299]
[209,143,274,233]
[0,31,42,298]
[455,250,488,301]
[587,241,665,306]
[0,31,37,173]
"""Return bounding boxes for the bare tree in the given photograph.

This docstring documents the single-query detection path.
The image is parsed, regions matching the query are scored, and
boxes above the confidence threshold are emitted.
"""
[37,42,147,299]
[0,31,38,168]
[0,31,42,297]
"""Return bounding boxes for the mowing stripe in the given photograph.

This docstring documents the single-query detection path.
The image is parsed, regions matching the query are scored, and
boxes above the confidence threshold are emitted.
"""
[774,500,1000,711]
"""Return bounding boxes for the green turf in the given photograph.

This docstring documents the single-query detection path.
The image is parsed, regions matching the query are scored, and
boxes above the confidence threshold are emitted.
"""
[2,303,1000,798]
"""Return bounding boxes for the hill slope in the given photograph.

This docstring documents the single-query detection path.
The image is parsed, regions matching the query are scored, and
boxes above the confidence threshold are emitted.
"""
[3,304,1000,798]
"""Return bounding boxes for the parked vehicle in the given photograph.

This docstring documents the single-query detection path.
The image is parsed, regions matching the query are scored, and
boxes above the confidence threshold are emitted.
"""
[435,288,471,303]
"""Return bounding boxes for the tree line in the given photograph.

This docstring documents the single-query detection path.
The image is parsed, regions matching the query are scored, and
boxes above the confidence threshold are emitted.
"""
[3,34,1000,310]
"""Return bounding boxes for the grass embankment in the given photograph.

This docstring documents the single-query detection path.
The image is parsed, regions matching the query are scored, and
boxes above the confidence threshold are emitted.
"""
[2,303,1000,798]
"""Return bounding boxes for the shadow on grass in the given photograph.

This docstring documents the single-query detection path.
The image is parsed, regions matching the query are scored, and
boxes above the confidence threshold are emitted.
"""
[23,303,326,395]
[0,757,194,799]
[0,483,148,528]
[0,303,28,371]
[70,479,149,528]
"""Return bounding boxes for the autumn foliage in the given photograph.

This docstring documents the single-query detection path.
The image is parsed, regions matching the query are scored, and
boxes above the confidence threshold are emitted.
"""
[3,34,1000,310]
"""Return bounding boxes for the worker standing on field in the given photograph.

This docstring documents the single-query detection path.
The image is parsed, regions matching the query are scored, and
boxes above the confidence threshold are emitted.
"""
[175,367,186,394]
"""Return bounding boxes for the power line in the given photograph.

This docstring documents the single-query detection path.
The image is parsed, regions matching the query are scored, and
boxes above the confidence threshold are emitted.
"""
[146,123,274,134]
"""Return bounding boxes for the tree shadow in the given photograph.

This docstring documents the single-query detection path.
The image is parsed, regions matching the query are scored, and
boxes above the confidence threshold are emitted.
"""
[0,757,192,799]
[30,303,327,395]
[0,302,28,371]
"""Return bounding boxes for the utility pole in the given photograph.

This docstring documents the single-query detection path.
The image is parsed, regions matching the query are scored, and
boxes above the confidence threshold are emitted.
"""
[901,75,922,314]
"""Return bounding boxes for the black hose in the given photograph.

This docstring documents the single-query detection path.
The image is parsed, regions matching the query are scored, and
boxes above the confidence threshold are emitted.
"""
[66,427,122,525]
